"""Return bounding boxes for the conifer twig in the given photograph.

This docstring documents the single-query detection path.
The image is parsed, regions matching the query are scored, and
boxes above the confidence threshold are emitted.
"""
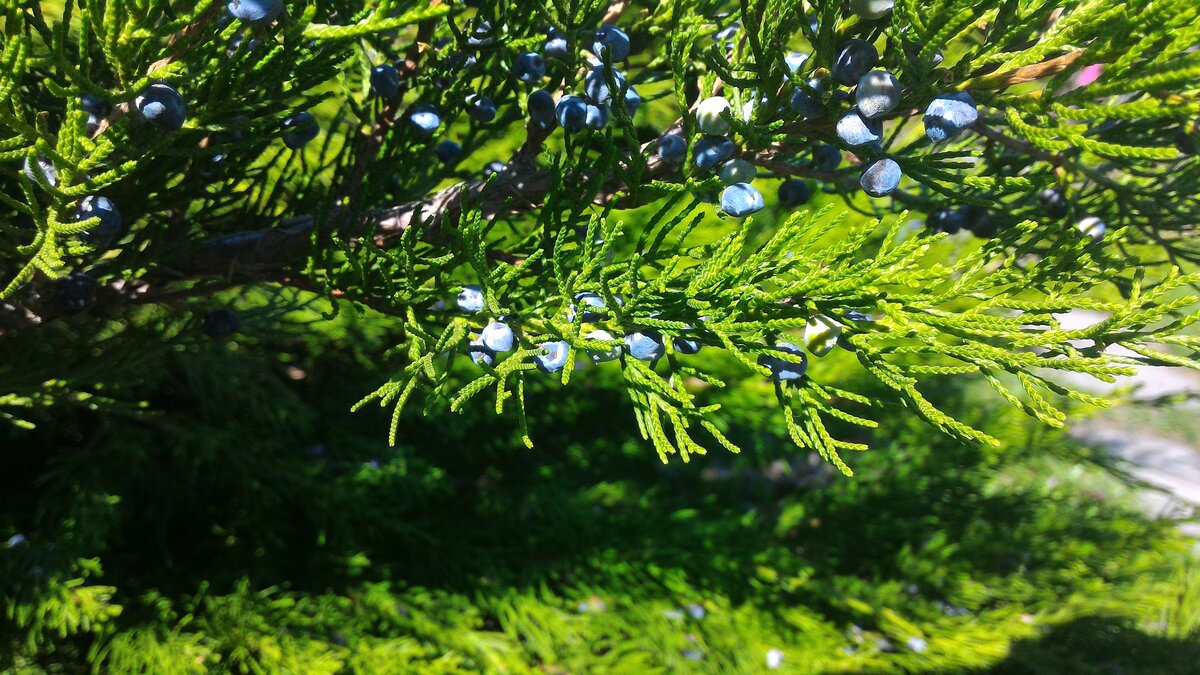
[963,49,1087,89]
[91,4,223,137]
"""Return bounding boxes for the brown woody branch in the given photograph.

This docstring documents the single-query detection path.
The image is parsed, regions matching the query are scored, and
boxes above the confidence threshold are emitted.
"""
[8,117,919,330]
[14,95,1039,333]
[971,120,1126,192]
[959,49,1089,91]
[602,2,630,24]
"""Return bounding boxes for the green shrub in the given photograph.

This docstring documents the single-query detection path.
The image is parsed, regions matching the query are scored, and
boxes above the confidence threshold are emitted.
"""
[4,0,1200,671]
[3,319,1199,671]
[2,0,1200,463]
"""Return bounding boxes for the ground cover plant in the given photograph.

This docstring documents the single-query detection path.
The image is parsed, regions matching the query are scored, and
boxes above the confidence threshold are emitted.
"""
[3,0,1200,671]
[3,303,1200,672]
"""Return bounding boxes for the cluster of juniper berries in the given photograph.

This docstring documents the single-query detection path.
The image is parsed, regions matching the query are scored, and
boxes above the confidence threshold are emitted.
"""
[33,0,1146,366]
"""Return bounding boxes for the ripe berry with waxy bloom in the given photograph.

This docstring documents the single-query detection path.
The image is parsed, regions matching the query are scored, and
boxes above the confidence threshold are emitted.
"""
[721,183,765,218]
[623,87,642,116]
[480,321,515,352]
[535,340,570,373]
[556,95,589,133]
[696,96,733,135]
[544,27,569,59]
[837,111,882,146]
[370,64,401,98]
[528,90,556,129]
[789,87,825,120]
[740,96,763,123]
[436,140,461,163]
[136,83,187,131]
[226,32,260,56]
[785,52,809,76]
[832,39,879,86]
[456,285,484,313]
[81,94,109,118]
[714,21,740,42]
[673,337,702,355]
[1039,188,1068,218]
[568,292,607,323]
[902,36,945,67]
[961,205,997,238]
[719,159,756,185]
[926,208,964,234]
[812,144,842,172]
[466,20,495,47]
[586,329,622,363]
[850,0,894,20]
[924,92,979,143]
[282,112,320,149]
[758,342,808,382]
[592,25,631,62]
[227,0,282,23]
[448,51,478,70]
[586,103,609,130]
[76,196,122,248]
[81,94,110,134]
[466,95,496,123]
[860,158,902,198]
[409,104,441,136]
[778,179,812,208]
[1077,216,1106,242]
[843,310,875,324]
[856,70,901,119]
[583,65,626,104]
[468,340,496,367]
[53,273,97,312]
[513,52,546,82]
[693,135,736,170]
[658,133,687,163]
[625,331,665,361]
[23,154,57,186]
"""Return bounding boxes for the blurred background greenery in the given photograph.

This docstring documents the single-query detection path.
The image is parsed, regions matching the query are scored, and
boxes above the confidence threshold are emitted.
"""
[3,287,1199,673]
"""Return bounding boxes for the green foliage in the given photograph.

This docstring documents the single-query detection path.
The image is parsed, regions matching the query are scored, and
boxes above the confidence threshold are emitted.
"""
[354,193,1200,472]
[2,309,1199,671]
[3,0,1200,468]
[3,1,1200,670]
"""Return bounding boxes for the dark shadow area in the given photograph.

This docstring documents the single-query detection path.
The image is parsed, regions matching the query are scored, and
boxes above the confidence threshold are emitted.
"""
[987,616,1200,675]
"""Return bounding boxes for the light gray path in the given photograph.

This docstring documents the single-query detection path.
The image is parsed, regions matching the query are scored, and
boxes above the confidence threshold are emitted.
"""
[1050,310,1200,537]
[1070,425,1200,538]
